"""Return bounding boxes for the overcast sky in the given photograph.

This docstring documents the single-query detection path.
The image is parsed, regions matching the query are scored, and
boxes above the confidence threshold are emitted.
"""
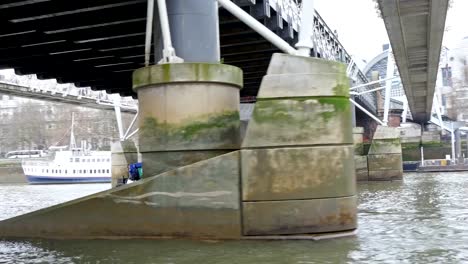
[315,0,468,63]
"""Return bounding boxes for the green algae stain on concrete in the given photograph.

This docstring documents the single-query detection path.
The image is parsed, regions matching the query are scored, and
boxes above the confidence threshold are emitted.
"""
[181,112,239,142]
[243,98,353,147]
[140,111,240,152]
[332,83,350,97]
[317,97,350,122]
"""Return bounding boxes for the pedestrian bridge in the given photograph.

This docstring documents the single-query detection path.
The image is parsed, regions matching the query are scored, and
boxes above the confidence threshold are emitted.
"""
[378,0,449,122]
[0,0,375,113]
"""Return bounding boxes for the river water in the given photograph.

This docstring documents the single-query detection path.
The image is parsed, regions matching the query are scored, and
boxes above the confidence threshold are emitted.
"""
[1,172,468,263]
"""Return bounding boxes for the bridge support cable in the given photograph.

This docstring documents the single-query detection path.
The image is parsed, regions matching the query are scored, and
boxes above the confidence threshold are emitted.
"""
[155,0,183,63]
[402,99,408,123]
[122,112,139,141]
[350,75,404,126]
[113,94,125,141]
[349,98,385,126]
[383,49,395,125]
[144,0,154,66]
[217,0,299,56]
[295,0,315,56]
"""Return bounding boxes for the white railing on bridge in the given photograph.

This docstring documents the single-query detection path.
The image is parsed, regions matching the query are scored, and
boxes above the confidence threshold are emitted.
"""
[0,73,137,111]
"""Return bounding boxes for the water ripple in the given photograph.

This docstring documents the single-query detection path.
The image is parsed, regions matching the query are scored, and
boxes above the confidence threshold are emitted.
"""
[2,172,468,263]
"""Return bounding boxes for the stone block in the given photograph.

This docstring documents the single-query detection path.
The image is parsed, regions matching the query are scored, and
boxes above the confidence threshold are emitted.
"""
[242,196,357,235]
[353,127,364,134]
[241,146,355,201]
[0,152,242,239]
[257,73,349,99]
[141,150,228,177]
[422,131,441,143]
[354,155,367,169]
[373,125,400,140]
[266,53,347,76]
[368,169,403,181]
[356,169,369,181]
[353,133,363,145]
[368,139,402,154]
[242,98,353,148]
[354,156,368,181]
[368,154,403,171]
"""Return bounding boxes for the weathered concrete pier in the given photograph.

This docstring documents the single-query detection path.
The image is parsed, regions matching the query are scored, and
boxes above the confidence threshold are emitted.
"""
[0,0,450,240]
[0,54,357,239]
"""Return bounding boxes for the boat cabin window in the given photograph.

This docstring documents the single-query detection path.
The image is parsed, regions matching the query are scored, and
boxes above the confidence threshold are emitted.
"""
[75,158,80,162]
[73,170,75,173]
[92,159,95,162]
[79,170,82,173]
[106,169,109,173]
[65,170,67,174]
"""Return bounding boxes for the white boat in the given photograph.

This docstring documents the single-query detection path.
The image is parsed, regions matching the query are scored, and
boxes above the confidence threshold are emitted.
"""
[21,113,112,184]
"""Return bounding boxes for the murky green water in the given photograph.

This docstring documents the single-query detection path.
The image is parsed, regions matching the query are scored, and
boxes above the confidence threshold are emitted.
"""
[2,172,468,263]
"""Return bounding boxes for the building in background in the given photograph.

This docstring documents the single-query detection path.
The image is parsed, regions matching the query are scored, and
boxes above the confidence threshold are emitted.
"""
[0,71,135,157]
[444,36,468,122]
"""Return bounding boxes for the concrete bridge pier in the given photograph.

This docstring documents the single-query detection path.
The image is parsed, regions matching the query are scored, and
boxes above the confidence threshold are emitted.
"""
[353,127,369,181]
[367,126,403,181]
[241,54,357,235]
[0,2,358,239]
[133,64,242,177]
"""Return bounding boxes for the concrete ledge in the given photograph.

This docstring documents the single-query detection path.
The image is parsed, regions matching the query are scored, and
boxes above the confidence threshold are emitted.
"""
[133,63,243,91]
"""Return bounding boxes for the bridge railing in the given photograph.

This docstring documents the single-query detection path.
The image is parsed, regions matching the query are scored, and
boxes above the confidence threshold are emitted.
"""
[233,0,376,113]
[0,73,137,110]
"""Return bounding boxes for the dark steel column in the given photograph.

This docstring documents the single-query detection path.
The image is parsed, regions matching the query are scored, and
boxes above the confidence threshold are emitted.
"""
[161,0,220,63]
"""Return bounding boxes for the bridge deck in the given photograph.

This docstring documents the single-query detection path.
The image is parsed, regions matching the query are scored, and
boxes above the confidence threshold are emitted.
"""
[378,0,449,122]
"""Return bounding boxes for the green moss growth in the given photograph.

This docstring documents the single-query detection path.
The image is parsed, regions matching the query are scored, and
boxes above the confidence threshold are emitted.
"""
[140,111,240,147]
[332,83,349,97]
[317,97,350,122]
[252,97,350,124]
[181,111,239,140]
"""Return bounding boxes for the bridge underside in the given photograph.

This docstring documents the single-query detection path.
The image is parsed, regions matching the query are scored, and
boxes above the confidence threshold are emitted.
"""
[0,0,293,98]
[378,0,448,123]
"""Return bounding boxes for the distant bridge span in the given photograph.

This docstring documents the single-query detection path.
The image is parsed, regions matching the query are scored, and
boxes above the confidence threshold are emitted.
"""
[378,0,449,123]
[0,81,137,113]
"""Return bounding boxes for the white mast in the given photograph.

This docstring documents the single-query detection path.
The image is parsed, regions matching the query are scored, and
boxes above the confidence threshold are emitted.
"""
[69,112,77,150]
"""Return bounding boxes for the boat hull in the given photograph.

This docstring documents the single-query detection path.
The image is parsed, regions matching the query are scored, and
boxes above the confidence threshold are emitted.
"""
[26,175,110,184]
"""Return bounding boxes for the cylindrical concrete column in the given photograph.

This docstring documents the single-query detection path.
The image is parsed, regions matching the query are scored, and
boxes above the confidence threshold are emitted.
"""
[165,0,220,62]
[133,63,243,177]
[241,53,356,235]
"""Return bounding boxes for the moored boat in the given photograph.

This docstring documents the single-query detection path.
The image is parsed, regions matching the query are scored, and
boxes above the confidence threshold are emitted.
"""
[21,113,112,184]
